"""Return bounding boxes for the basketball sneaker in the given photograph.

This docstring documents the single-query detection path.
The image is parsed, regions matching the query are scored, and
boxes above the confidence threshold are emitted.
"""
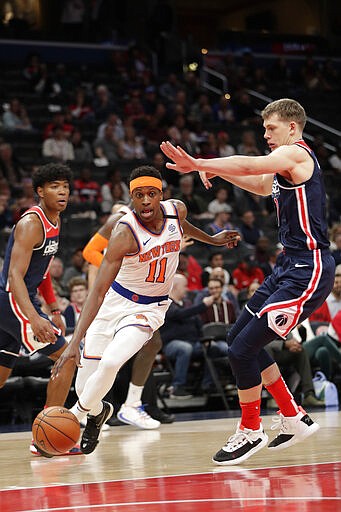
[30,441,82,458]
[117,402,160,429]
[268,406,320,450]
[80,401,114,455]
[212,422,268,465]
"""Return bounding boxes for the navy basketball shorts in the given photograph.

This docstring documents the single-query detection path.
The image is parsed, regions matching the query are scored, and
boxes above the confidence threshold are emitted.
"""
[248,248,335,338]
[0,291,66,369]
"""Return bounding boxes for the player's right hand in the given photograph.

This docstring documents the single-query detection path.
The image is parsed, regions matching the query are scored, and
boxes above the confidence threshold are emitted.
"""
[31,317,57,344]
[51,343,82,379]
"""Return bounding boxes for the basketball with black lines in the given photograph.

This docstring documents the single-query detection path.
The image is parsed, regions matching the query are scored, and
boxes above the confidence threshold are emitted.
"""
[32,406,80,456]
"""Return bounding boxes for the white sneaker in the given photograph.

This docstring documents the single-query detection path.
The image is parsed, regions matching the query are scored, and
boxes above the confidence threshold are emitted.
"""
[117,402,160,429]
[268,406,320,450]
[212,422,268,465]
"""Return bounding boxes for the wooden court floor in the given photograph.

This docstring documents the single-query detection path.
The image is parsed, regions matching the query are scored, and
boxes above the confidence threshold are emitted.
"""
[0,409,340,511]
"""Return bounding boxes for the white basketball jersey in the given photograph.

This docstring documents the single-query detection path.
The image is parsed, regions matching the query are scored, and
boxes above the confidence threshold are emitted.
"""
[114,201,183,297]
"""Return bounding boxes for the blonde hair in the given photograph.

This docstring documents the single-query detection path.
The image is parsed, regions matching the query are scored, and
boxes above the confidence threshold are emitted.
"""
[261,98,306,130]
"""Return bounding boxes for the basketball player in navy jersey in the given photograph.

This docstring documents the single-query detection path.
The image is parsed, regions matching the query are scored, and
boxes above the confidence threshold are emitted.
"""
[160,98,335,465]
[0,163,81,456]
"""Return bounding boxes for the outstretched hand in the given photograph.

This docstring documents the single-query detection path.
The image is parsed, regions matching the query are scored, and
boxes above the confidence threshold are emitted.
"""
[160,142,197,174]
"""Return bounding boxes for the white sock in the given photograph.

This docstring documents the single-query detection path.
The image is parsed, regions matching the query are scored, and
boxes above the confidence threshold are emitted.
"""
[125,382,143,406]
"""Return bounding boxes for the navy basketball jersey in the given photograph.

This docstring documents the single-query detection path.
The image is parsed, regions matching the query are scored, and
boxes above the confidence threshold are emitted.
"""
[0,205,60,296]
[271,140,330,251]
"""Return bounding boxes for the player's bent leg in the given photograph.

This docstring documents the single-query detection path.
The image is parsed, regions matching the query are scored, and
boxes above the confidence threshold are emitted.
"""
[0,365,13,389]
[46,345,76,407]
[79,325,153,454]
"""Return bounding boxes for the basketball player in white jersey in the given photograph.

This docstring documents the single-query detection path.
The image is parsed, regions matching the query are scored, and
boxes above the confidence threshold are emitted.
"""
[52,165,239,455]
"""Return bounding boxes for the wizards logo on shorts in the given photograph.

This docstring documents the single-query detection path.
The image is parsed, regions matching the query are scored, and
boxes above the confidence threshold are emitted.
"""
[275,313,289,326]
[266,306,297,338]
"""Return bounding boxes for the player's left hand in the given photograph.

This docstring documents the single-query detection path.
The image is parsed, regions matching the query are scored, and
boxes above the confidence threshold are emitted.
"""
[160,142,196,174]
[211,230,241,248]
[52,314,66,337]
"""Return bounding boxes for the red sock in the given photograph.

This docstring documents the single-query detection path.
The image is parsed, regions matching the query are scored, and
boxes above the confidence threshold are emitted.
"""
[266,376,299,416]
[240,399,261,430]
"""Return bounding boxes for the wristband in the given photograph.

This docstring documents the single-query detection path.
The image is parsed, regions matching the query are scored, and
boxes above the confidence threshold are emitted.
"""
[51,309,61,315]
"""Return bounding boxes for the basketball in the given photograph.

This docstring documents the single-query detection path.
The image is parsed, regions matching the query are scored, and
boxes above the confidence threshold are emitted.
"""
[32,406,81,457]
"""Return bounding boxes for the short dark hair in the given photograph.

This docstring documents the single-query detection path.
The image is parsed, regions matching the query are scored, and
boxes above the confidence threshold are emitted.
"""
[32,163,73,193]
[129,165,162,185]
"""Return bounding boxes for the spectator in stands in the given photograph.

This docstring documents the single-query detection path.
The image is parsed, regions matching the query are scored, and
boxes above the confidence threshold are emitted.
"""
[100,167,130,212]
[43,111,74,140]
[298,318,341,381]
[117,126,146,160]
[175,174,209,222]
[69,87,94,121]
[179,127,199,157]
[123,91,147,127]
[0,192,13,233]
[72,166,101,204]
[42,126,75,162]
[93,124,119,164]
[328,143,341,173]
[239,209,264,247]
[63,277,88,332]
[62,247,87,289]
[70,128,93,163]
[258,245,281,278]
[207,186,233,216]
[143,109,168,153]
[10,177,36,223]
[205,206,235,237]
[232,254,264,293]
[159,73,181,103]
[233,91,259,126]
[96,113,124,142]
[92,84,117,122]
[60,0,85,42]
[216,130,236,157]
[213,95,235,127]
[49,256,69,298]
[195,265,240,318]
[265,329,325,409]
[2,98,32,132]
[188,93,214,126]
[0,142,25,187]
[307,267,341,325]
[331,233,341,266]
[23,54,53,95]
[160,273,215,398]
[202,251,230,287]
[237,130,262,156]
[238,280,262,310]
[177,250,203,292]
[200,277,237,326]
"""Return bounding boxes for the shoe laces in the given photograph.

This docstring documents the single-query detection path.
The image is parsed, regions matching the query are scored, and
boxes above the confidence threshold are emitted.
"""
[224,429,256,450]
[271,406,304,432]
[136,404,153,420]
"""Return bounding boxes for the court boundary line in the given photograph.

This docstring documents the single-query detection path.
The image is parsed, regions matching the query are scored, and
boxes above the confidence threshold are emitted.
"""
[1,459,340,492]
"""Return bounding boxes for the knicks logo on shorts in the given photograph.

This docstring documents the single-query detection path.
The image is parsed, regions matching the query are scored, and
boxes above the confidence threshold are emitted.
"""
[136,314,148,322]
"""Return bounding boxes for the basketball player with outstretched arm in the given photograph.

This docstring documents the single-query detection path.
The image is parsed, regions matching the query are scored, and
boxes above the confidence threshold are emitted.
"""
[160,98,335,465]
[52,165,240,455]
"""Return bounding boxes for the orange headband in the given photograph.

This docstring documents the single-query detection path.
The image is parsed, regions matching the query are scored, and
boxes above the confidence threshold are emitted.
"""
[130,177,162,193]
